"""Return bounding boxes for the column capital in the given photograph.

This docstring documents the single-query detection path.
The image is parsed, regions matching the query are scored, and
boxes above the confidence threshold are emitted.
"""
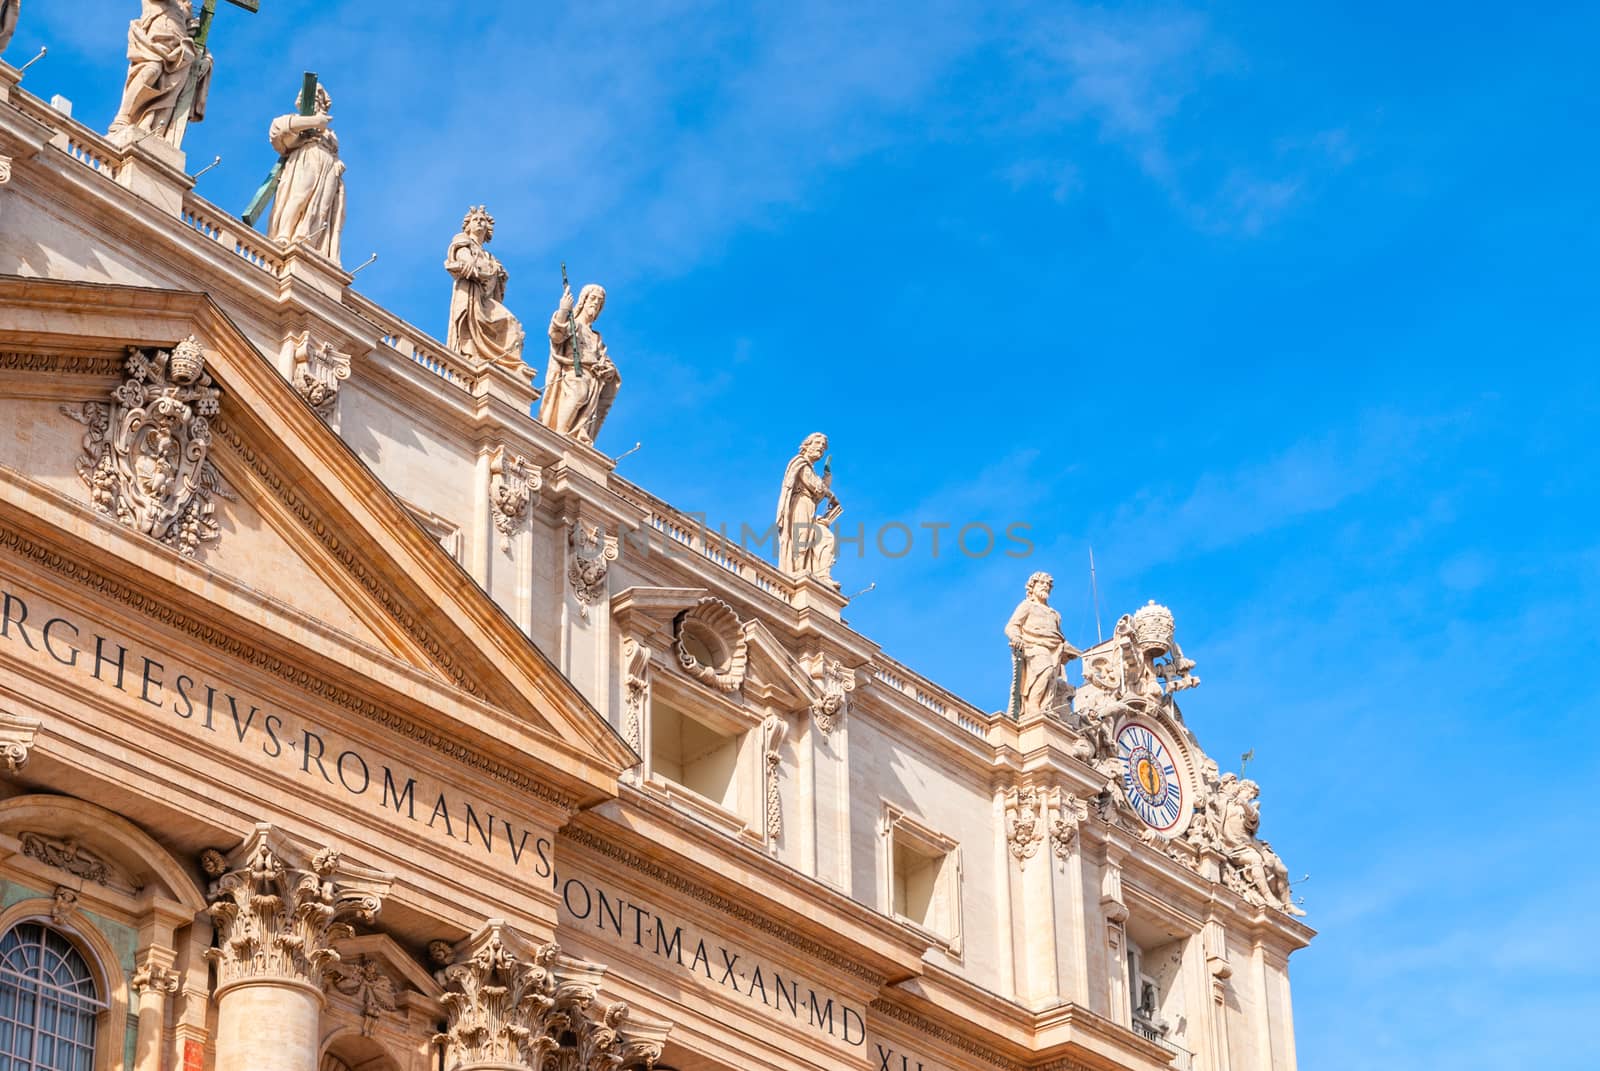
[203,824,393,993]
[431,921,666,1071]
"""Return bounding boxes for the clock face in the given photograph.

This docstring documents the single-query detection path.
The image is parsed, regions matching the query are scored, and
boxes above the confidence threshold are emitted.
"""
[1118,721,1186,833]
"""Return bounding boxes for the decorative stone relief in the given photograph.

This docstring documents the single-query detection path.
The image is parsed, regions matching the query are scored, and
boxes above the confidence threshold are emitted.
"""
[621,638,651,755]
[1213,775,1304,916]
[1129,601,1200,694]
[763,715,787,842]
[0,709,40,775]
[0,156,11,186]
[1050,792,1091,859]
[431,922,665,1071]
[1005,786,1044,862]
[290,331,351,419]
[489,446,539,553]
[804,653,855,734]
[62,339,229,558]
[202,825,394,989]
[325,956,398,1037]
[50,886,78,924]
[673,597,748,693]
[19,832,117,887]
[567,521,618,623]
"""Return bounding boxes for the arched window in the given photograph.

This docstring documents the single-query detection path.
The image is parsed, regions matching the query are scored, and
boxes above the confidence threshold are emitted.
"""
[0,923,102,1071]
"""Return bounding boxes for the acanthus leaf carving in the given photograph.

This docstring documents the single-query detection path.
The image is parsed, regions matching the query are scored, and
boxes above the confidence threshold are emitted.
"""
[568,521,618,622]
[290,331,352,419]
[490,445,540,552]
[432,922,666,1071]
[62,339,231,558]
[203,825,393,990]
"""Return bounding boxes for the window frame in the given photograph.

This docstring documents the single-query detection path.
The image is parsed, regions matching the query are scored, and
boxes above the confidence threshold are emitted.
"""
[0,921,107,1071]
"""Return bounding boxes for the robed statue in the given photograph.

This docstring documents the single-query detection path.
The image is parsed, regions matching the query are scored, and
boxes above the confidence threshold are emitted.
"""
[539,277,620,444]
[265,82,345,261]
[109,0,209,146]
[0,0,20,56]
[445,206,526,374]
[775,433,842,588]
[1005,572,1079,719]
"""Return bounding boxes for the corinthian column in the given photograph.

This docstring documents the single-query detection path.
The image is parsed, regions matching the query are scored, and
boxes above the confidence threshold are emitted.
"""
[431,921,667,1071]
[203,825,393,1071]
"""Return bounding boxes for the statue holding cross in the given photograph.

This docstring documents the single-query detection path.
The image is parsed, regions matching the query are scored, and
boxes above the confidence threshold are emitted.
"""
[108,0,257,150]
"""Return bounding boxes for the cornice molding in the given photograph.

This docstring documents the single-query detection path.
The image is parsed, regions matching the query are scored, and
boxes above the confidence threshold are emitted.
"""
[0,522,579,812]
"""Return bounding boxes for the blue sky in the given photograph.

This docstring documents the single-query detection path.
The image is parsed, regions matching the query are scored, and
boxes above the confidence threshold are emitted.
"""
[12,3,1599,1067]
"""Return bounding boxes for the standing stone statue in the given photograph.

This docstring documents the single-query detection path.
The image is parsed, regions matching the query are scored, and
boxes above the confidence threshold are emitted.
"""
[539,277,620,444]
[775,433,842,588]
[445,206,526,374]
[265,83,345,261]
[109,0,209,146]
[0,0,20,57]
[1005,572,1079,719]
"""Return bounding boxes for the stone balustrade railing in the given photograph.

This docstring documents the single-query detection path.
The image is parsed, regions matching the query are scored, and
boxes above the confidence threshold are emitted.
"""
[609,478,793,601]
[344,292,472,392]
[867,654,992,740]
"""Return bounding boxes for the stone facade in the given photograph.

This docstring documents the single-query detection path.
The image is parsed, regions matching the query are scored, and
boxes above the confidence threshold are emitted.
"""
[0,43,1311,1071]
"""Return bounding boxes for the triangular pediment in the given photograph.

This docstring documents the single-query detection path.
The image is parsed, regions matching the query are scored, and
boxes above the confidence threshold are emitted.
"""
[0,277,634,798]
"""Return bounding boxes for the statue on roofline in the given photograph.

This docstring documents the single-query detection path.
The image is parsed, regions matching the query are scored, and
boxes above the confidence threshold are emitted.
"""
[0,0,21,57]
[775,433,842,588]
[539,270,620,445]
[445,205,526,376]
[264,81,345,262]
[109,0,210,147]
[1006,571,1079,720]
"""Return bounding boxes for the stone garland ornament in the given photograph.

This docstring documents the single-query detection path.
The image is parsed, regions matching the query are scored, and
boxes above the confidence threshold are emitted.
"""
[763,714,788,842]
[62,339,230,558]
[490,445,539,552]
[568,521,618,622]
[19,832,116,887]
[621,638,651,755]
[673,597,748,693]
[290,331,351,419]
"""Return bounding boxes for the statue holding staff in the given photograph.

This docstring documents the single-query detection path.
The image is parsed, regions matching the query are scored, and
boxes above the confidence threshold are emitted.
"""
[445,206,526,374]
[539,271,620,444]
[775,433,843,588]
[109,0,208,144]
[262,81,345,261]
